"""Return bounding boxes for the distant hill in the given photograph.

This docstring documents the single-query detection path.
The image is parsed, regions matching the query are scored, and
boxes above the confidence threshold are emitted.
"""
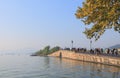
[109,44,120,49]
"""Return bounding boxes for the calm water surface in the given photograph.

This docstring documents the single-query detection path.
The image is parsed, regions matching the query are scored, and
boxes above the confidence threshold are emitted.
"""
[0,55,120,78]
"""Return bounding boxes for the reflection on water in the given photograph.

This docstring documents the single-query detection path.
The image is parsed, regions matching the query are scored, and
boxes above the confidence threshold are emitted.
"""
[0,55,120,78]
[51,57,120,78]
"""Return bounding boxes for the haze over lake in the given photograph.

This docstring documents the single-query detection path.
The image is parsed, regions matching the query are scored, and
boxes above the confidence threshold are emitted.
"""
[0,0,120,78]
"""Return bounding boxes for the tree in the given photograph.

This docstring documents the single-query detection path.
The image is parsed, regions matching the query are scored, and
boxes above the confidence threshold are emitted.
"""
[34,46,60,56]
[43,46,50,55]
[75,0,120,40]
[50,46,60,53]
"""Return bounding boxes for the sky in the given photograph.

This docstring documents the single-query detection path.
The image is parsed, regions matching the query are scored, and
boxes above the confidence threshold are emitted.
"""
[0,0,120,52]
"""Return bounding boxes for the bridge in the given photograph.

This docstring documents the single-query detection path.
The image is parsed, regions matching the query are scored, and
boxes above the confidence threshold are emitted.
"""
[48,50,120,67]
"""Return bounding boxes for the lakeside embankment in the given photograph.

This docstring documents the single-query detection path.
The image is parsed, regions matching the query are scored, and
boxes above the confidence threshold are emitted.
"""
[48,50,120,67]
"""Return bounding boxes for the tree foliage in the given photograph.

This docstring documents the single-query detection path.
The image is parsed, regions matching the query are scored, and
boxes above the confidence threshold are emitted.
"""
[50,46,60,53]
[75,0,120,40]
[35,46,60,56]
[42,46,50,55]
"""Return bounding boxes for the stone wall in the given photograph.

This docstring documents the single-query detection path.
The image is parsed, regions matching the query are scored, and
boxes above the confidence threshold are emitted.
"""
[48,50,120,67]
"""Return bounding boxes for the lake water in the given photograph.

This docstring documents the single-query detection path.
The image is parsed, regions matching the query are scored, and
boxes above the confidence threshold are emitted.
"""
[0,55,120,78]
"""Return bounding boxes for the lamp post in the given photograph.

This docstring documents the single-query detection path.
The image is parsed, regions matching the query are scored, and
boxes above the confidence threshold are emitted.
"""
[71,40,73,49]
[90,39,92,50]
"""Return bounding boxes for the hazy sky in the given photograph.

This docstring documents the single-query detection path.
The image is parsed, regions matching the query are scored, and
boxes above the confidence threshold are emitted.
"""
[0,0,120,52]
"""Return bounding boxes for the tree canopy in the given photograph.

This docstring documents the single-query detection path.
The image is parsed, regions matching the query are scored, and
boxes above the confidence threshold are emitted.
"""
[34,46,60,56]
[75,0,120,40]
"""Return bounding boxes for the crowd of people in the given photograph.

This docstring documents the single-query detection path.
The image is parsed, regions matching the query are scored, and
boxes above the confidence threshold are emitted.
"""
[90,48,119,56]
[64,48,120,56]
